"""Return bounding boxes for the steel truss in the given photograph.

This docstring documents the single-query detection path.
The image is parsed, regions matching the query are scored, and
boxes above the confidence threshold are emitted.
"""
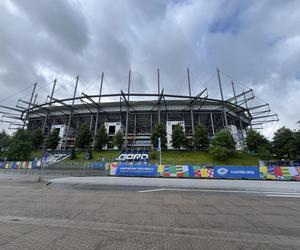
[0,68,278,150]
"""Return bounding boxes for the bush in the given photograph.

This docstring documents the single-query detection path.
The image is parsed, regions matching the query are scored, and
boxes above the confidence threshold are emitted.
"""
[149,151,159,161]
[209,130,236,160]
[211,130,236,150]
[209,145,230,160]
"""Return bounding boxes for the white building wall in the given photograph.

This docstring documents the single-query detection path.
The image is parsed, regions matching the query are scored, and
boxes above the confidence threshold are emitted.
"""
[104,122,122,149]
[227,125,247,150]
[50,124,75,149]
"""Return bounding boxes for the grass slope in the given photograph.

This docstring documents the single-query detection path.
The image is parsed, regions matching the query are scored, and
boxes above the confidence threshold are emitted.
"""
[31,150,258,166]
[158,151,259,166]
[67,151,119,162]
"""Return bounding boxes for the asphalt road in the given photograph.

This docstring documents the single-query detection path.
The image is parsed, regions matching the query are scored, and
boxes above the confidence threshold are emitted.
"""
[0,176,299,249]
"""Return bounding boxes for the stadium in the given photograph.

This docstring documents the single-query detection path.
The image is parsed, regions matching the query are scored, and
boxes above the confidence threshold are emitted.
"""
[0,68,278,150]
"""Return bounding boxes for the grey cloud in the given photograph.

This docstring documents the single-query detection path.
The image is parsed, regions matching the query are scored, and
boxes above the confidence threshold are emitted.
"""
[12,0,89,53]
[0,0,300,135]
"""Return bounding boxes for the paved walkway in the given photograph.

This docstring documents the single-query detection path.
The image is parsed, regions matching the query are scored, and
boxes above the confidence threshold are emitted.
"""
[0,178,300,249]
[49,176,300,193]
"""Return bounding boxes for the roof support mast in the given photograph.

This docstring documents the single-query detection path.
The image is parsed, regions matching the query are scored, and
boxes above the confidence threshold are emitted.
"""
[231,81,245,149]
[93,72,104,146]
[243,91,252,129]
[124,69,131,150]
[217,68,228,128]
[187,68,195,148]
[23,82,37,129]
[64,75,79,149]
[42,78,56,134]
[157,68,161,124]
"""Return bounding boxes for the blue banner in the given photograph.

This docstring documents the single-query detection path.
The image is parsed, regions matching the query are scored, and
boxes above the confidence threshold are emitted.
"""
[294,161,300,167]
[214,166,260,179]
[90,162,105,170]
[115,164,158,176]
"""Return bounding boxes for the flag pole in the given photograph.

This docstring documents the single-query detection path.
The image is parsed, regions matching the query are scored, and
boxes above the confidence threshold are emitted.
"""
[158,137,162,165]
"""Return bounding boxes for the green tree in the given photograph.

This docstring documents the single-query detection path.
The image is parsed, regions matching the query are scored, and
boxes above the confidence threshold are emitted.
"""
[194,123,209,151]
[31,128,44,150]
[70,147,77,159]
[75,123,92,150]
[257,145,272,159]
[6,129,33,161]
[291,131,300,158]
[151,123,167,149]
[209,130,236,160]
[94,125,108,151]
[46,129,60,150]
[272,127,294,158]
[113,130,124,150]
[171,124,186,149]
[0,130,11,153]
[246,129,270,154]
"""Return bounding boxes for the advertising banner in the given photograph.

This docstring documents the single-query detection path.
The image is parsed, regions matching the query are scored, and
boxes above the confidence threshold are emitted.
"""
[214,166,260,179]
[265,166,300,180]
[109,164,300,180]
[90,162,105,170]
[115,164,158,176]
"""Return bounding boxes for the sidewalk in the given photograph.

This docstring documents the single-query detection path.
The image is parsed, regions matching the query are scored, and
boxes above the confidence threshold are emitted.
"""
[48,176,300,193]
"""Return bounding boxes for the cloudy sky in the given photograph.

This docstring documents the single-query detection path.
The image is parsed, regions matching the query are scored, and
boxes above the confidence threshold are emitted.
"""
[0,0,300,137]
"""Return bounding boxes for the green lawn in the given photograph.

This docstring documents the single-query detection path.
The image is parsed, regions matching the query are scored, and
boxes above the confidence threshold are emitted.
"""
[67,150,119,162]
[154,151,259,166]
[30,150,258,166]
[30,150,44,160]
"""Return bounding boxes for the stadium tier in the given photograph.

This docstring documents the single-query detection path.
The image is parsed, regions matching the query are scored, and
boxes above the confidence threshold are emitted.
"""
[0,69,278,150]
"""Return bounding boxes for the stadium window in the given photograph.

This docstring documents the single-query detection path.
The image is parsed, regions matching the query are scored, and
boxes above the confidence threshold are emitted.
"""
[109,126,116,135]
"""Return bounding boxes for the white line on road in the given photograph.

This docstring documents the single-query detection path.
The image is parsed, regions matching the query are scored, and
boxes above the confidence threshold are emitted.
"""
[138,188,166,193]
[266,194,300,198]
[138,188,262,194]
[138,188,300,197]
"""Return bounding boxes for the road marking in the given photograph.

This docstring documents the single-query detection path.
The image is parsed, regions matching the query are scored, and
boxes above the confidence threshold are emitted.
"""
[138,188,300,197]
[266,194,300,198]
[138,188,263,193]
[138,188,166,193]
